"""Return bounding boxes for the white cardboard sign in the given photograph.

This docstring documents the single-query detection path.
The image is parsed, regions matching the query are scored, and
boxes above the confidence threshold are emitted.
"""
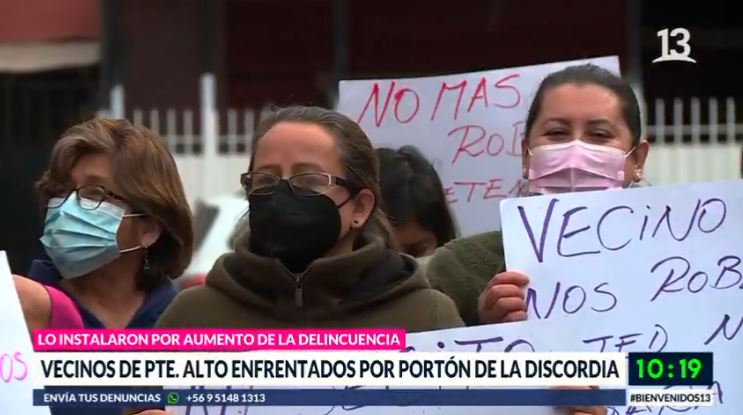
[500,180,743,414]
[0,251,51,414]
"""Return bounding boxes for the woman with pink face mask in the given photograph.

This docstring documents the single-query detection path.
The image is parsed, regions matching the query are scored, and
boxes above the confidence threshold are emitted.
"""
[423,64,648,415]
[425,63,650,328]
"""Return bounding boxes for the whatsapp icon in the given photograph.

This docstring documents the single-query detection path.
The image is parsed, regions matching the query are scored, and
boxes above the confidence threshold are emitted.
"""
[166,392,180,405]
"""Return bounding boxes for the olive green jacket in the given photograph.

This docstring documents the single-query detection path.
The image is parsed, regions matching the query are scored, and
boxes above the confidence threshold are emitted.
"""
[422,231,506,326]
[158,232,464,332]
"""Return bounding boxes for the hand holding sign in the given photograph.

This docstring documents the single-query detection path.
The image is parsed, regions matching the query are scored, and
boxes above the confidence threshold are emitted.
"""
[500,180,743,414]
[478,271,529,324]
[553,386,607,415]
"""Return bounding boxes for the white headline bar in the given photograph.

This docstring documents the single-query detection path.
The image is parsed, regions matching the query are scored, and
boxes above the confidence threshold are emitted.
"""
[34,352,626,387]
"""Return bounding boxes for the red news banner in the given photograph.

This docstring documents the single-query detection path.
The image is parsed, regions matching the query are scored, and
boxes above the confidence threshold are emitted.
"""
[338,56,619,235]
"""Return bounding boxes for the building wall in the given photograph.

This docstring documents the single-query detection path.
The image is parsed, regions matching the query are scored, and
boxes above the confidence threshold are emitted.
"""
[223,0,334,108]
[0,0,101,273]
[0,0,99,41]
[347,0,627,76]
[119,0,211,113]
[224,0,628,108]
[115,0,628,111]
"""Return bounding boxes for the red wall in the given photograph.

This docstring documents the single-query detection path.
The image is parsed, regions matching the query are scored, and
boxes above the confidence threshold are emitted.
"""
[0,0,99,41]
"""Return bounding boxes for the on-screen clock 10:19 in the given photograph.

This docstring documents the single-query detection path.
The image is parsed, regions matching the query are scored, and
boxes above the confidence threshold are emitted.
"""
[628,352,713,386]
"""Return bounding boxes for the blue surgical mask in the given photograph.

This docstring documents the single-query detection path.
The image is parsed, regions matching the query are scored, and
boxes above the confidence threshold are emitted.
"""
[40,192,144,279]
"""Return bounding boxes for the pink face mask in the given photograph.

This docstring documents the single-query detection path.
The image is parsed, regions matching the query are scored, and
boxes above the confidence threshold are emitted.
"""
[527,140,632,195]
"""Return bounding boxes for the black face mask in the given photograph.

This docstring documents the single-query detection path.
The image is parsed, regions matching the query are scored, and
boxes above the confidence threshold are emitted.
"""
[248,181,350,273]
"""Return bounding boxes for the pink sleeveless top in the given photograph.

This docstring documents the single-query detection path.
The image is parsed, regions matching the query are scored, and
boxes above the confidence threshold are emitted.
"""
[43,285,84,329]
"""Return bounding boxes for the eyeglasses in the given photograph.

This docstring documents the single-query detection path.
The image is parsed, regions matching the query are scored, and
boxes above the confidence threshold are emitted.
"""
[48,185,127,210]
[240,172,359,196]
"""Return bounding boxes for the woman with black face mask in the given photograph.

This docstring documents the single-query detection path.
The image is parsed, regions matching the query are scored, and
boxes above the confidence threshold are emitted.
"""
[156,106,463,331]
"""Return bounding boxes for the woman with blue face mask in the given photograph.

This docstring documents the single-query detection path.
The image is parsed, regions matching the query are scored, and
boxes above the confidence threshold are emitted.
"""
[425,64,650,331]
[27,117,194,330]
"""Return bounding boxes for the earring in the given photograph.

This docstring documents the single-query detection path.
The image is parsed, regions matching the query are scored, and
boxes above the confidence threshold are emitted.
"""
[635,169,643,181]
[143,248,151,272]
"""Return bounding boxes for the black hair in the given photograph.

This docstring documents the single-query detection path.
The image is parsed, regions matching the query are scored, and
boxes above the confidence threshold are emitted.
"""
[525,63,642,145]
[376,145,457,247]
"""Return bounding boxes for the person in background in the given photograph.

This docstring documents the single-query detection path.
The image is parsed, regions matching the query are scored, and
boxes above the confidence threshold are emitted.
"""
[28,118,194,329]
[426,64,649,332]
[376,146,457,258]
[13,275,84,332]
[155,106,463,331]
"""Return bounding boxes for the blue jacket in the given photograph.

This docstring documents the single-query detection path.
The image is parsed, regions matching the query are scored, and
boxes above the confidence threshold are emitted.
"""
[28,259,177,415]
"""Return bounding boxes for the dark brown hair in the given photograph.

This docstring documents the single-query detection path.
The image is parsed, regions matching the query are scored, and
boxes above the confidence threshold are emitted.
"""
[376,146,457,247]
[36,117,194,291]
[525,64,642,145]
[249,106,396,249]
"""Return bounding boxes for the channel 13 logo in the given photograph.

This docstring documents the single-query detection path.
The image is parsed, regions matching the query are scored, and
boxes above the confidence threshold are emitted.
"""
[653,28,697,64]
